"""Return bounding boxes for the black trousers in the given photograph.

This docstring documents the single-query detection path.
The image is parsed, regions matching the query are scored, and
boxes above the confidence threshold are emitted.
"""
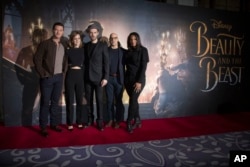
[124,80,145,122]
[85,81,104,123]
[65,69,87,125]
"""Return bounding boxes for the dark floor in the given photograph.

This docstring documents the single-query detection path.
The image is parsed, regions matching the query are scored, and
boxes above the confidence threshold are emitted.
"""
[0,130,250,167]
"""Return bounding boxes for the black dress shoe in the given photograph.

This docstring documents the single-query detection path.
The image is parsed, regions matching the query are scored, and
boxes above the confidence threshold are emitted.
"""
[50,125,62,132]
[97,123,104,131]
[98,127,104,131]
[41,129,49,137]
[88,115,95,126]
[97,120,104,131]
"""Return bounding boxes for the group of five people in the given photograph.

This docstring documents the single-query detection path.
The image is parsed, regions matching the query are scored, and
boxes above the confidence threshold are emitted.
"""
[33,22,149,137]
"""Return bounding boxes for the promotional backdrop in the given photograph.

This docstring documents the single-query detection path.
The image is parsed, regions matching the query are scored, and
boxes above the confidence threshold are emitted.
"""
[2,0,250,126]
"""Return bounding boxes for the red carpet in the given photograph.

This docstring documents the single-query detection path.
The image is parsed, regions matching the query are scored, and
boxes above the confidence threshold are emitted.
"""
[1,111,250,149]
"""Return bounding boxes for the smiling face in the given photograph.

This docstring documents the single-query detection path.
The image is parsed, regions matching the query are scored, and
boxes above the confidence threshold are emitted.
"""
[53,25,64,40]
[72,34,82,48]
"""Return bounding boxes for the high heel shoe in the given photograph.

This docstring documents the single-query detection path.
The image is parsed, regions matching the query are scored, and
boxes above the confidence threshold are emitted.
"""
[77,124,83,129]
[68,125,74,131]
[132,122,142,129]
[132,117,142,129]
[127,121,133,133]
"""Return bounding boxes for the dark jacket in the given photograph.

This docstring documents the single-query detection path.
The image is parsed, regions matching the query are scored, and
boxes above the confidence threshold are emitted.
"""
[125,46,149,84]
[34,37,68,78]
[108,47,126,84]
[84,41,109,84]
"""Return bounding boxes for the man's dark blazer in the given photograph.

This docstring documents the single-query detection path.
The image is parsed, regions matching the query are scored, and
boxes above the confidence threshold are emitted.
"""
[108,47,126,85]
[84,41,109,84]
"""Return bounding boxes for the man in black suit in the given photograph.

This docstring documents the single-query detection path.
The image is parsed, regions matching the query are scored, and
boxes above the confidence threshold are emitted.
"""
[84,24,109,131]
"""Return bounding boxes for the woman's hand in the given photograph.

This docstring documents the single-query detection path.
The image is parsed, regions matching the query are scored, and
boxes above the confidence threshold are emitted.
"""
[134,82,142,93]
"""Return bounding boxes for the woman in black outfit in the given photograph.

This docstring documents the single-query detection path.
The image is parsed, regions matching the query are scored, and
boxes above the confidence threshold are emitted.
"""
[125,32,149,133]
[65,31,87,131]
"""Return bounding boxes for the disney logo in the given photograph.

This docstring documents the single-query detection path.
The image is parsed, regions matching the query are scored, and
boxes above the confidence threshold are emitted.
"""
[211,19,232,32]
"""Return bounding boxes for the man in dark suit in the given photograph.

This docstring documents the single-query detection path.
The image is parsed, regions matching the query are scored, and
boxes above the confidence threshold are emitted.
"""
[105,33,125,129]
[84,24,109,131]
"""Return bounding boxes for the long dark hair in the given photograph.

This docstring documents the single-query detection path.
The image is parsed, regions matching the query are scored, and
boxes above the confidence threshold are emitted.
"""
[127,32,142,50]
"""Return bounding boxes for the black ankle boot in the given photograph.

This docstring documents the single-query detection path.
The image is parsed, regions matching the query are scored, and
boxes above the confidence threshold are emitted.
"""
[127,121,133,133]
[132,117,142,129]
